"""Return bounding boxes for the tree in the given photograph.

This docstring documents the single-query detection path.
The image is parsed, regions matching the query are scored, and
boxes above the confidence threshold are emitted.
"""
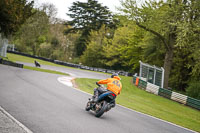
[66,0,117,56]
[80,26,107,67]
[120,0,198,88]
[14,5,50,55]
[0,0,34,37]
[169,0,200,91]
[102,20,146,72]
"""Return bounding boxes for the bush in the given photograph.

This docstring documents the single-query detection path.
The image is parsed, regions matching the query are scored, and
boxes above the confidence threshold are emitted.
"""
[186,81,200,100]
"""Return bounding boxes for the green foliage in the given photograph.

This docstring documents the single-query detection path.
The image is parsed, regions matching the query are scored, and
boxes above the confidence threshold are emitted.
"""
[74,30,90,56]
[66,0,117,56]
[0,0,34,37]
[175,0,200,81]
[67,0,114,32]
[80,26,106,67]
[119,0,200,89]
[12,3,78,62]
[101,20,146,72]
[51,37,59,47]
[14,8,49,55]
[38,42,52,57]
[168,0,200,90]
[116,24,145,72]
[187,81,200,100]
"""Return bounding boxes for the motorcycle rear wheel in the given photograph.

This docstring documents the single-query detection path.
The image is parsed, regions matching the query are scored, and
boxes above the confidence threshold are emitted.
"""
[95,101,107,118]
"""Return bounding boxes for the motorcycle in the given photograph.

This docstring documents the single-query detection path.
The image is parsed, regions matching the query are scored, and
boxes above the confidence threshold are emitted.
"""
[85,83,116,118]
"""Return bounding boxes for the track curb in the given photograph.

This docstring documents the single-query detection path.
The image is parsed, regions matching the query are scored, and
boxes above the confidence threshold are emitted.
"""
[0,106,33,133]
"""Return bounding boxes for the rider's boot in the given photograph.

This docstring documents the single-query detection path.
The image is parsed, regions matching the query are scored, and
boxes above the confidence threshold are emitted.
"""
[92,91,99,103]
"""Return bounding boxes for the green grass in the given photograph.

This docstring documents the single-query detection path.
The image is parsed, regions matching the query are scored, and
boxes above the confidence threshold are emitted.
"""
[5,53,70,76]
[75,77,200,132]
[24,65,69,76]
[7,53,69,68]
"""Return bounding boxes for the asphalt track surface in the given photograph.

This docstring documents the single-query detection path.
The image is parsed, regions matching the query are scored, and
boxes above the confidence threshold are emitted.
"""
[0,64,196,133]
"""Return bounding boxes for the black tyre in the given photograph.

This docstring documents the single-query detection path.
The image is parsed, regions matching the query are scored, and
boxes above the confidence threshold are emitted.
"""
[85,101,91,111]
[95,101,107,118]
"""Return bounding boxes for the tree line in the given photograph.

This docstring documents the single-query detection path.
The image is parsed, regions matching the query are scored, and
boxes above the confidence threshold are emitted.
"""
[0,0,199,99]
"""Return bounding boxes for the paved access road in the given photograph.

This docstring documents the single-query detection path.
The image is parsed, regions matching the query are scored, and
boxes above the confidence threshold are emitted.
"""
[0,64,196,133]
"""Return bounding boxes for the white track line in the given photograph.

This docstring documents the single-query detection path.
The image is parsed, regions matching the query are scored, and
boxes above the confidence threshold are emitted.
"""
[0,106,33,133]
[57,76,198,133]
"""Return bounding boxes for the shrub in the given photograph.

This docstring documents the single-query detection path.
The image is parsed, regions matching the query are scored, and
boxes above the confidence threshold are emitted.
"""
[186,81,200,100]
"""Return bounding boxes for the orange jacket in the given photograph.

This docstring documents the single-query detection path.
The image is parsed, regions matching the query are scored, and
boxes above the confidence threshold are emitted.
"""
[97,76,122,96]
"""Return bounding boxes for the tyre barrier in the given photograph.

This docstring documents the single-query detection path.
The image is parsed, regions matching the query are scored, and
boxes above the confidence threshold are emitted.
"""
[133,76,200,110]
[186,97,200,110]
[7,50,133,76]
[138,79,147,90]
[0,58,23,68]
[158,88,172,99]
[171,92,188,104]
[146,82,159,95]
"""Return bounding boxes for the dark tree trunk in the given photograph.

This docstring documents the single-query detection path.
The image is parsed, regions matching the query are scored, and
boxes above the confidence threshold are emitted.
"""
[163,33,176,88]
[163,49,174,88]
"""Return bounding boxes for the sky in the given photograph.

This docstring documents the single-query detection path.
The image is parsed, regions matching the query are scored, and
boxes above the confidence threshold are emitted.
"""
[34,0,122,21]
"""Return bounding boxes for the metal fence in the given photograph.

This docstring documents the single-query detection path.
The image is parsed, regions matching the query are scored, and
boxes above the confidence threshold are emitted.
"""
[139,61,164,88]
[0,34,8,57]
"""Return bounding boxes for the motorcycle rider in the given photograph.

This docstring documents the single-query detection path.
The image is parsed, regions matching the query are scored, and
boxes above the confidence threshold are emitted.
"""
[92,73,122,107]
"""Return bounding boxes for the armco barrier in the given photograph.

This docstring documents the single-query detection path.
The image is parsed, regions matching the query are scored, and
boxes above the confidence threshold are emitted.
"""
[158,88,172,99]
[186,97,200,110]
[133,76,200,110]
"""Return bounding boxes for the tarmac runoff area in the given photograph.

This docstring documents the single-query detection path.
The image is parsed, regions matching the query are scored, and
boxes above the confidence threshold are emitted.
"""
[0,106,33,133]
[0,77,74,133]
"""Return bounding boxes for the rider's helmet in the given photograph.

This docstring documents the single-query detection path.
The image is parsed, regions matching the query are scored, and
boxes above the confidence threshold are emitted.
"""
[111,73,118,78]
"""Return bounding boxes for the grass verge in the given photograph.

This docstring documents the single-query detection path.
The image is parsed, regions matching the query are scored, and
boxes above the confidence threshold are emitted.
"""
[75,77,200,132]
[7,53,70,68]
[4,53,69,76]
[24,65,69,76]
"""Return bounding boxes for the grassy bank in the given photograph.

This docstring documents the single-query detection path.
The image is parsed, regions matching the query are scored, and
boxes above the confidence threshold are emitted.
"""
[7,53,68,68]
[6,53,69,76]
[75,77,200,132]
[24,66,69,76]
